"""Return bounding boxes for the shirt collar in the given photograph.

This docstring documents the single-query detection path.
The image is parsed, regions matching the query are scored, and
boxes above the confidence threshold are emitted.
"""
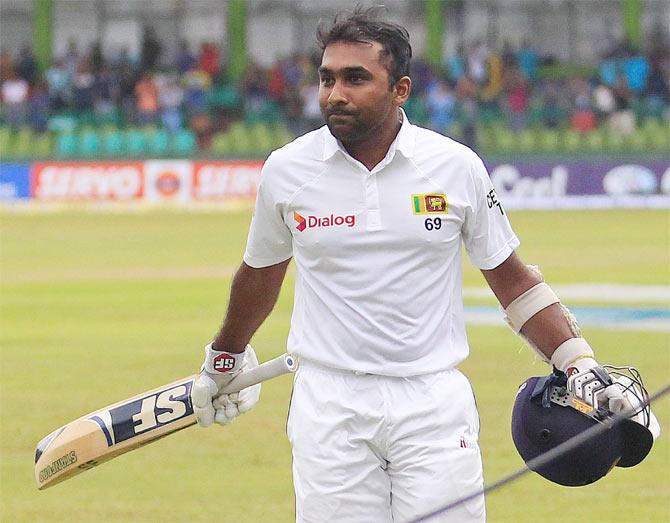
[322,108,416,162]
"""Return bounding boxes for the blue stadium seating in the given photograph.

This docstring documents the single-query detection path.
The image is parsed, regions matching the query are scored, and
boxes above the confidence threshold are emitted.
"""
[172,129,197,156]
[148,129,171,157]
[79,127,101,157]
[102,129,125,157]
[125,128,148,157]
[56,132,78,158]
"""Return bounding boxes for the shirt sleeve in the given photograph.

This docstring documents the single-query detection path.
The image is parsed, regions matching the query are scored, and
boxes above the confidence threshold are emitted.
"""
[462,153,520,270]
[243,156,293,268]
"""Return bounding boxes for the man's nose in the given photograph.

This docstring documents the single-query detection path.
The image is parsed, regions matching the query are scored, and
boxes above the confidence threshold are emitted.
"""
[328,81,347,105]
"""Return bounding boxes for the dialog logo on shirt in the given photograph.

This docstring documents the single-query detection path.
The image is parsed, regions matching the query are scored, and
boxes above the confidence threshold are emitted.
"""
[412,193,448,214]
[293,211,355,231]
[294,211,307,232]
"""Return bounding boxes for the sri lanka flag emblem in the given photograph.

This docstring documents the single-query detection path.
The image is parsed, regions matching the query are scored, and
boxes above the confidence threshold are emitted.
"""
[412,194,448,214]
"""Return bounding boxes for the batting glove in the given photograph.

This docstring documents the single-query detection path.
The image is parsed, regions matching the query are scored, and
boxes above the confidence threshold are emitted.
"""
[550,338,629,414]
[563,357,630,415]
[191,343,261,427]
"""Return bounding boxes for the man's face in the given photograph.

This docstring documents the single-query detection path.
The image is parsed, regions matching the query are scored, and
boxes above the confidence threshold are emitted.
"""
[318,41,399,144]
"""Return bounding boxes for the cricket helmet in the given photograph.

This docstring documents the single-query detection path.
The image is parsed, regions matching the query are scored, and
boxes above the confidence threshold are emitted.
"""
[511,366,655,487]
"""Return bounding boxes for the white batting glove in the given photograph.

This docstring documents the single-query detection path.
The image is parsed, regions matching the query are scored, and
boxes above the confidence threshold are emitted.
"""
[551,338,629,414]
[191,344,261,427]
[563,357,630,415]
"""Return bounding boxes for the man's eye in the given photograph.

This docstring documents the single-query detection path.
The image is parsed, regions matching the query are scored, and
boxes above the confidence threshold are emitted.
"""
[320,77,334,85]
[349,75,365,83]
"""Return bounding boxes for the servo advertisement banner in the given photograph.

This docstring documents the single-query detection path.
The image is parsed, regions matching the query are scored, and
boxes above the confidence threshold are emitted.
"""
[20,160,264,204]
[31,162,145,201]
[0,159,668,208]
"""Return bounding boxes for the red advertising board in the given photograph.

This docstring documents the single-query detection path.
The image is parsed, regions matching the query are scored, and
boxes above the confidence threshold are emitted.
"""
[32,162,145,201]
[29,161,264,203]
[193,161,263,200]
[9,158,667,209]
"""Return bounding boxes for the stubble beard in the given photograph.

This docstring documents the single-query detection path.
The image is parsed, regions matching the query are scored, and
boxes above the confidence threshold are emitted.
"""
[326,117,369,144]
[323,108,390,147]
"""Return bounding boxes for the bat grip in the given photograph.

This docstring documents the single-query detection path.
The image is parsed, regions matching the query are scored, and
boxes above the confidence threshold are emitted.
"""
[219,353,298,394]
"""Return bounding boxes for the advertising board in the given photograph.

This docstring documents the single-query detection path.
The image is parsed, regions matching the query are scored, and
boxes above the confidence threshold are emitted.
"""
[0,163,31,200]
[0,159,667,209]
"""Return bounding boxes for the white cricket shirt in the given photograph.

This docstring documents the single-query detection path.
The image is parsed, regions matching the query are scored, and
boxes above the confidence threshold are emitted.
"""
[244,111,519,376]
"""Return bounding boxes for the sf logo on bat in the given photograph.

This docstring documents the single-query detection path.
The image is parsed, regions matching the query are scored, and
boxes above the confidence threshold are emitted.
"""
[89,380,194,446]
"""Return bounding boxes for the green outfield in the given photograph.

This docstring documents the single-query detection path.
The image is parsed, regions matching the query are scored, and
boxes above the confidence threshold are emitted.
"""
[1,208,668,522]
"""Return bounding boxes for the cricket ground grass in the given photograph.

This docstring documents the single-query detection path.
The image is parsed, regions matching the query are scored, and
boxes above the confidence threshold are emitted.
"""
[1,209,668,522]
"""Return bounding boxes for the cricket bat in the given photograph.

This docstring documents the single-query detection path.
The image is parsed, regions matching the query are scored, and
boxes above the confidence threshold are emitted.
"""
[35,353,298,490]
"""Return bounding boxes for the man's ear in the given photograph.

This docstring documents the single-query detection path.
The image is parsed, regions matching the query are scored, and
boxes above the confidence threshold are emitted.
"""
[393,76,412,105]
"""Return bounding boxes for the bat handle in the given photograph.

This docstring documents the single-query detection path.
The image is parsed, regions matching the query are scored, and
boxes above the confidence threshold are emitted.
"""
[219,353,298,394]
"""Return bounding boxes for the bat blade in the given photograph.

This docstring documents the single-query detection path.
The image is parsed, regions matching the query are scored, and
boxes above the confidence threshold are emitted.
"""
[35,375,198,489]
[35,353,298,489]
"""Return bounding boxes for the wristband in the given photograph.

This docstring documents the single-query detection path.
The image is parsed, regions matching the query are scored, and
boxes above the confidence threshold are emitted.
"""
[203,343,247,374]
[550,338,595,372]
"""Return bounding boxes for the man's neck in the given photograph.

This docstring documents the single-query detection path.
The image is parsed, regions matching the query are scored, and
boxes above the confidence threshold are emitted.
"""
[342,109,403,171]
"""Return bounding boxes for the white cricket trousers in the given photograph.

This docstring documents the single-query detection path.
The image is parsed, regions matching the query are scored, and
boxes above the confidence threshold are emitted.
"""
[287,360,486,522]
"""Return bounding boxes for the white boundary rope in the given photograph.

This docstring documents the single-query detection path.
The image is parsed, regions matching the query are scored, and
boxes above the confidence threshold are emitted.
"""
[411,383,670,522]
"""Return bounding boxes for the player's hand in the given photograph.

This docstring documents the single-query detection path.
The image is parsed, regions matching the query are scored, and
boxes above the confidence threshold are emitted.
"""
[564,358,630,414]
[191,344,261,427]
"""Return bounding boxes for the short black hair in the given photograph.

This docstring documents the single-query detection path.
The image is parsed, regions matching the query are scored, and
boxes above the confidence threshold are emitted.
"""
[316,7,412,86]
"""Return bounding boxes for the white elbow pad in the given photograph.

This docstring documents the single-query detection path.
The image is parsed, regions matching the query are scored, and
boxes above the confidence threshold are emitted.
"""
[503,282,560,332]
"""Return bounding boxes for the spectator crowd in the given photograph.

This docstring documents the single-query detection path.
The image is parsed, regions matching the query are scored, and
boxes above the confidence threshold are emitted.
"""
[1,25,668,151]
